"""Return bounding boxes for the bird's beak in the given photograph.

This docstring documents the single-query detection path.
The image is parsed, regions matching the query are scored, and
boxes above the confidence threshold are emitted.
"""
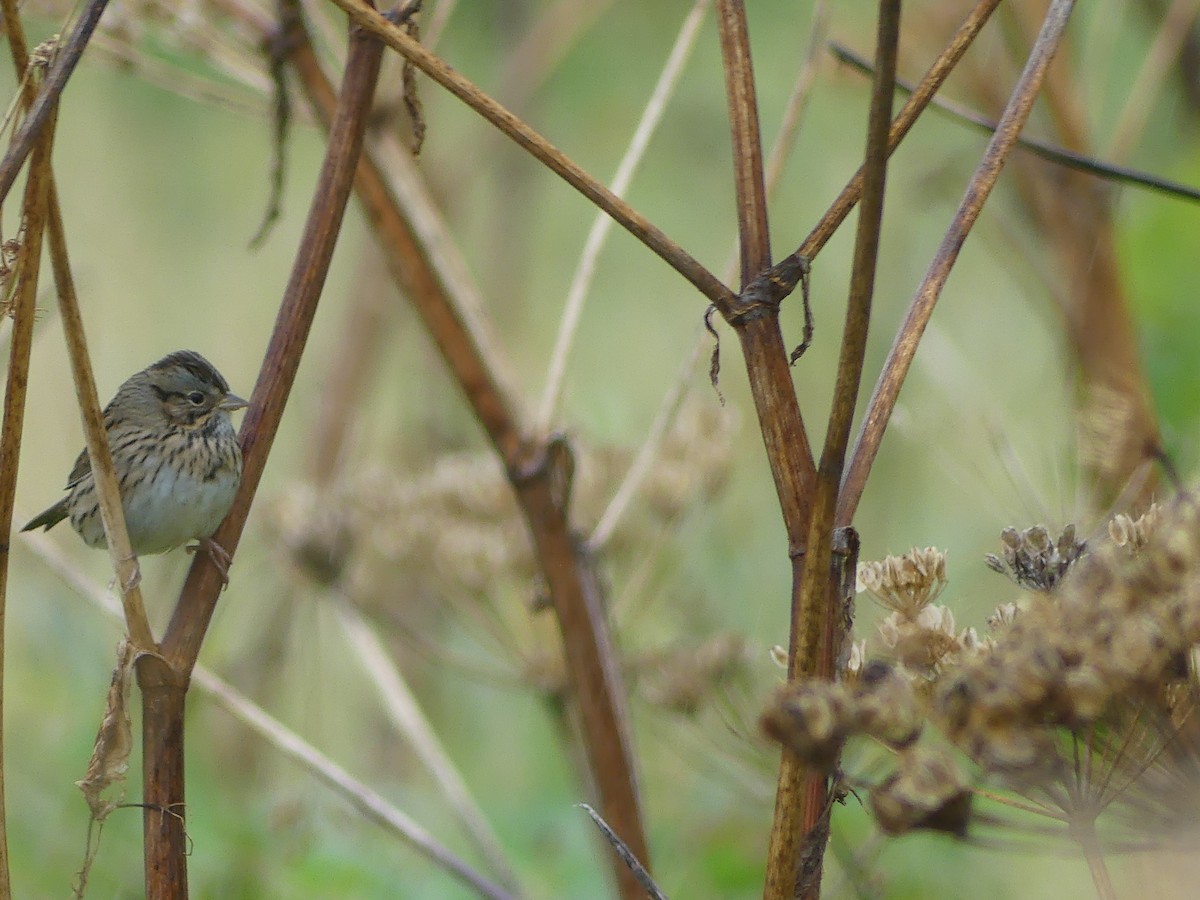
[219,392,249,411]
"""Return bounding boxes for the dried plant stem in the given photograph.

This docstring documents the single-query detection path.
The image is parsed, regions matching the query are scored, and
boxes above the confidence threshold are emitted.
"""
[0,0,110,205]
[511,450,649,899]
[590,332,703,551]
[134,17,387,898]
[717,0,771,282]
[711,9,825,897]
[320,0,738,312]
[51,204,154,651]
[1076,824,1117,900]
[797,0,897,689]
[333,602,521,893]
[536,0,710,432]
[2,0,157,653]
[831,43,1200,204]
[0,80,56,900]
[592,5,827,553]
[795,0,1003,263]
[838,0,1079,527]
[283,11,650,895]
[162,14,383,676]
[0,17,55,897]
[764,5,899,898]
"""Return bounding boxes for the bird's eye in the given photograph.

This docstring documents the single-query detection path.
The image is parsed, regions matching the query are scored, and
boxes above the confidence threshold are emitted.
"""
[187,391,206,406]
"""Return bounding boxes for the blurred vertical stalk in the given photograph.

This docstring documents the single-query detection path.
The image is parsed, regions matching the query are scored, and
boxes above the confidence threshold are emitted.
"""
[0,73,56,900]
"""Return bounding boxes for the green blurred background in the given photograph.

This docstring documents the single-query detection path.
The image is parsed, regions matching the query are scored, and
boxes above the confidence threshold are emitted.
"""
[2,0,1199,896]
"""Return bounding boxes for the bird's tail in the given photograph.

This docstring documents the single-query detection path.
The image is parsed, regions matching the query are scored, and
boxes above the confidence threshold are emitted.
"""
[21,500,69,533]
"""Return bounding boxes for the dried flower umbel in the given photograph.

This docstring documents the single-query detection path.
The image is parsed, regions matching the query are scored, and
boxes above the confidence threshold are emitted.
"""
[763,492,1200,889]
[985,523,1086,592]
[268,396,738,695]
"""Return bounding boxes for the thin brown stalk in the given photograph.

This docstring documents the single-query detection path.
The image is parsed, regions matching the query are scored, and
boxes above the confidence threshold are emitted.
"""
[0,74,56,900]
[838,0,1079,527]
[320,0,737,313]
[160,19,383,674]
[1077,823,1118,900]
[136,16,387,899]
[50,212,155,652]
[717,0,771,282]
[0,30,51,900]
[713,19,825,879]
[830,42,1200,204]
[593,4,827,555]
[714,0,817,536]
[795,0,1003,263]
[3,2,158,656]
[1,0,155,650]
[285,11,650,895]
[712,10,823,897]
[334,602,521,893]
[764,5,900,898]
[797,2,898,679]
[0,0,110,205]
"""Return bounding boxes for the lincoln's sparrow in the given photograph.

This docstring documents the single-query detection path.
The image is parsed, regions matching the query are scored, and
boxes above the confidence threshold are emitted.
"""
[22,350,247,578]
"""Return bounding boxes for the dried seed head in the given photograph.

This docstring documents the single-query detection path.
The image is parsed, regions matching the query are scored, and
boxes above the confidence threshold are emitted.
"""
[870,747,972,837]
[987,602,1020,631]
[640,634,750,715]
[1110,505,1162,552]
[760,682,855,769]
[857,547,948,618]
[769,645,789,670]
[985,523,1086,592]
[878,606,961,674]
[852,662,923,749]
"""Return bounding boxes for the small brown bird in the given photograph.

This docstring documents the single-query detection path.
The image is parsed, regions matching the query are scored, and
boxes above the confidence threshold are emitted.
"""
[22,350,247,578]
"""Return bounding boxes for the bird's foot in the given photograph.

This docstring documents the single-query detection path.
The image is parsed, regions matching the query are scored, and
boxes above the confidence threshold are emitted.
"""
[187,537,233,587]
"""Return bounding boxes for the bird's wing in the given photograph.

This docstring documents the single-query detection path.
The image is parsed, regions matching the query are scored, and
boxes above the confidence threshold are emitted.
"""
[63,401,123,489]
[63,446,91,489]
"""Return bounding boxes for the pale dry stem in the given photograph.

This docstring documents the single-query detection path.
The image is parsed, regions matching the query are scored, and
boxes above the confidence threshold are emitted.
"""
[536,0,711,433]
[1106,0,1200,162]
[0,34,57,898]
[333,600,521,893]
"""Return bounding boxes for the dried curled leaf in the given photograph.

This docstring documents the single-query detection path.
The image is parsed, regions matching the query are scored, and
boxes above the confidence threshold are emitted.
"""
[76,641,136,820]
